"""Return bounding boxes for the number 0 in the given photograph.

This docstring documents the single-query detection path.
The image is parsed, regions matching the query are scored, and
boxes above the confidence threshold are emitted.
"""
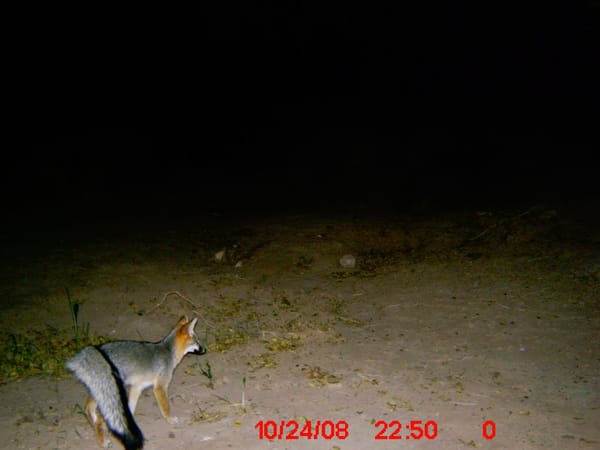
[482,420,496,440]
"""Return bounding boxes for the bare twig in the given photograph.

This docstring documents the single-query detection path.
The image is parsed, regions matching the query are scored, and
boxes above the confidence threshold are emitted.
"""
[468,227,491,241]
[468,204,541,241]
[150,290,199,311]
[149,291,215,328]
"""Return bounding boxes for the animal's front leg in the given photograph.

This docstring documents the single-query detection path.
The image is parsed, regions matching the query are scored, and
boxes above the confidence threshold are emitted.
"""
[153,384,178,424]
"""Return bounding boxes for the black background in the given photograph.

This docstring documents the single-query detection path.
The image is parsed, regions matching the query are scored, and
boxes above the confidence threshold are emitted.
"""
[7,2,599,226]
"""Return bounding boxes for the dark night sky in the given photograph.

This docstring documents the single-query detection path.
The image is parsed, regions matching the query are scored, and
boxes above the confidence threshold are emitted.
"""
[8,2,599,225]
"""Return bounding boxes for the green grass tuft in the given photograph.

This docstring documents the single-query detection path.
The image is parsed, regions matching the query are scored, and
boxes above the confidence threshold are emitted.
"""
[0,328,107,384]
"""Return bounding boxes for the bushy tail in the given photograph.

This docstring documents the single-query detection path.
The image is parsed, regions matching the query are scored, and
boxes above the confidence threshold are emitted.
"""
[66,346,144,450]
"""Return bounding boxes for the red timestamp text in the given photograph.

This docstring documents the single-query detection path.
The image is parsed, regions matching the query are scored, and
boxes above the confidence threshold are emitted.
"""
[254,419,349,440]
[374,419,438,440]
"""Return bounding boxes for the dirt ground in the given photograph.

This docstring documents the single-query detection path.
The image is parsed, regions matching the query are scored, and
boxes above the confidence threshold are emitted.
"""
[0,203,598,449]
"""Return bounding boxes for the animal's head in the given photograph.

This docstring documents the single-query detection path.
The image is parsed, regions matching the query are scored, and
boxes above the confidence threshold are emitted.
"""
[175,317,206,358]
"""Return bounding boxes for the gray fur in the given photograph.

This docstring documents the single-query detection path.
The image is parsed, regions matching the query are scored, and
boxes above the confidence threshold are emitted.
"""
[66,347,144,449]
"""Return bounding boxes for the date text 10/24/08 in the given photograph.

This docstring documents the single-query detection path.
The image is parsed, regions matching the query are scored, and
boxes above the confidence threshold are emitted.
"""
[255,419,498,441]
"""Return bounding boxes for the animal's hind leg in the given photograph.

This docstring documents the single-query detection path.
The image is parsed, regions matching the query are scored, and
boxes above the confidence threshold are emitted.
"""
[85,396,109,448]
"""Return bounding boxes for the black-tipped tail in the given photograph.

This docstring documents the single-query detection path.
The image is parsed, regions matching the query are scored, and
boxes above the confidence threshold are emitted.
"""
[66,346,144,450]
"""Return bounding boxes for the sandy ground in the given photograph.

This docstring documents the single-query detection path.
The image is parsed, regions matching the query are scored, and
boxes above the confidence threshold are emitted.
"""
[0,204,598,449]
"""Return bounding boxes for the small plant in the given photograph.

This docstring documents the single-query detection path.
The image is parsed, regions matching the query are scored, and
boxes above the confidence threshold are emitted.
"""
[241,376,246,410]
[0,290,105,383]
[0,328,106,382]
[66,288,90,345]
[208,327,249,352]
[200,361,214,389]
[191,407,227,423]
[264,335,301,351]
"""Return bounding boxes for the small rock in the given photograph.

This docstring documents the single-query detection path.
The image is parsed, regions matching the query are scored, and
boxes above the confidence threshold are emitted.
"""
[339,254,356,269]
[214,249,226,262]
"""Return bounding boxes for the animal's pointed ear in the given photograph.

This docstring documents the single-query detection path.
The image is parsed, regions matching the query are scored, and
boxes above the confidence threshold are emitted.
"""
[187,318,198,333]
[176,316,188,327]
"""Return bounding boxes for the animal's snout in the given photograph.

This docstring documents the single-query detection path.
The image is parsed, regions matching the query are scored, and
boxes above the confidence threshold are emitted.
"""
[192,345,207,355]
